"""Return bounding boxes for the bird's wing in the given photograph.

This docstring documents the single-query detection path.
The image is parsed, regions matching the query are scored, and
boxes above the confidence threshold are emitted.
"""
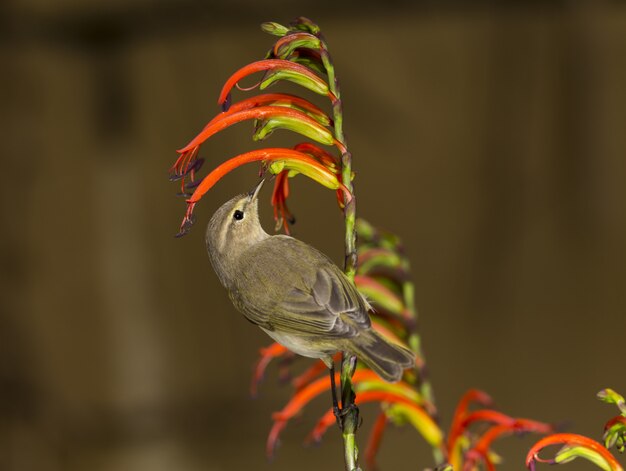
[232,236,371,338]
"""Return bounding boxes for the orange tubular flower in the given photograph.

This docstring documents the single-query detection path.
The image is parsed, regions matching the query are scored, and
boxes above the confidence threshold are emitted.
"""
[265,369,391,456]
[526,433,624,471]
[271,170,293,234]
[306,391,422,445]
[464,419,553,471]
[176,148,351,236]
[216,59,337,110]
[222,93,332,124]
[250,342,290,397]
[293,142,339,168]
[269,141,343,234]
[366,412,388,471]
[176,106,335,155]
[448,389,494,452]
[170,94,331,187]
[291,353,341,392]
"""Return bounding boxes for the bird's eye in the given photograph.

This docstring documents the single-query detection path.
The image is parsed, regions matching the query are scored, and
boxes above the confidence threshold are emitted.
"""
[233,210,244,221]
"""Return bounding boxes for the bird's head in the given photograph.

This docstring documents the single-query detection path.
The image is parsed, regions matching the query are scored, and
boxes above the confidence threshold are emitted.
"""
[205,180,268,286]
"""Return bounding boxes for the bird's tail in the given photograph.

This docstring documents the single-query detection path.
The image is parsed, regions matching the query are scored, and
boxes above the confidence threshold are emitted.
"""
[345,329,415,382]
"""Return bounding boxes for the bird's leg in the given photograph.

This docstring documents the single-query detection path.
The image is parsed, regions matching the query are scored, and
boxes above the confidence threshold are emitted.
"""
[329,363,342,425]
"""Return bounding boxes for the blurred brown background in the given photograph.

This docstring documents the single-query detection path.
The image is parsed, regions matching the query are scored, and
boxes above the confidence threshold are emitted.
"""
[1,1,625,470]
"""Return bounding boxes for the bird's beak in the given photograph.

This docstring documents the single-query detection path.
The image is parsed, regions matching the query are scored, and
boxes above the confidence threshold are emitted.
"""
[248,178,265,201]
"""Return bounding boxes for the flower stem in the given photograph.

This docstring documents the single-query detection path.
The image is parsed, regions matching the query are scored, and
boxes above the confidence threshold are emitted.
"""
[319,33,361,471]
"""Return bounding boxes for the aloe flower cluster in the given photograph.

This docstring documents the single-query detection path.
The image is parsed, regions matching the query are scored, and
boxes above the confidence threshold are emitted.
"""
[170,16,624,471]
[169,18,351,237]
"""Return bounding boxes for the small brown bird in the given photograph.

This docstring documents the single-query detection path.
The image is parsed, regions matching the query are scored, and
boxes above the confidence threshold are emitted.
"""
[205,180,415,383]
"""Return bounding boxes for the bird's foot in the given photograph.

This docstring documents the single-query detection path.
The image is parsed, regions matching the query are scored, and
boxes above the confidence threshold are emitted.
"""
[333,403,359,430]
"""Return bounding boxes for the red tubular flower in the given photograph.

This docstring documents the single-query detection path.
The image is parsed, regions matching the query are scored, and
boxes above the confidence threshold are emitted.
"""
[266,369,395,456]
[250,342,290,397]
[217,59,337,110]
[464,424,509,471]
[224,93,332,124]
[447,389,494,469]
[176,106,336,155]
[526,433,624,471]
[271,170,293,234]
[272,370,381,423]
[464,419,553,471]
[269,141,344,234]
[461,409,517,429]
[448,389,494,452]
[293,141,339,169]
[176,148,351,236]
[170,95,332,189]
[291,353,341,392]
[306,391,421,445]
[366,412,388,471]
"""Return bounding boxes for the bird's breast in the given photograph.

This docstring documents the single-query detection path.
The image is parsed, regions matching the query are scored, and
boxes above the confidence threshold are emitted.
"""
[260,327,336,360]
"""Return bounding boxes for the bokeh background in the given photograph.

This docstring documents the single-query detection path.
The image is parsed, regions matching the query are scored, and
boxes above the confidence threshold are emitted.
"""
[1,1,625,470]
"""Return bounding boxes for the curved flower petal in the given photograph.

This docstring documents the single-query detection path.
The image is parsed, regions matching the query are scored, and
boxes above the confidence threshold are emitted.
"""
[293,142,339,168]
[366,412,388,471]
[271,170,293,234]
[306,391,419,445]
[177,106,335,155]
[177,148,351,236]
[464,419,553,471]
[526,433,624,471]
[273,369,380,423]
[291,354,341,392]
[217,59,335,110]
[250,342,290,397]
[219,93,331,125]
[387,401,444,449]
[447,389,494,468]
